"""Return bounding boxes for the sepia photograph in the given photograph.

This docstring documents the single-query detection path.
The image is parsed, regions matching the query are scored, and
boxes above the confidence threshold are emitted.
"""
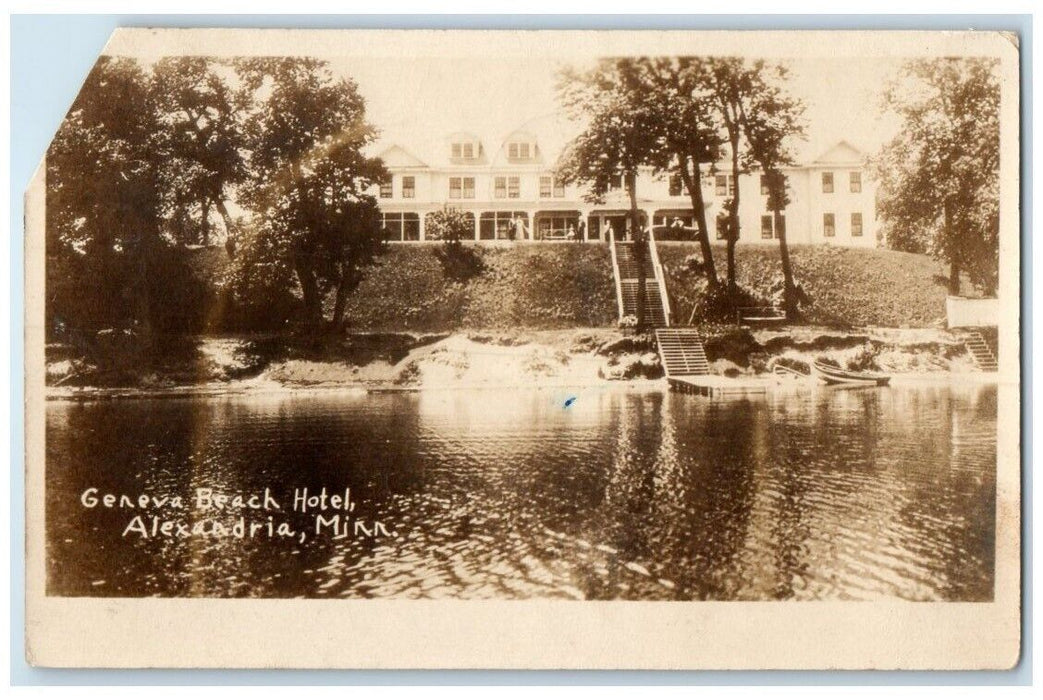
[23,27,1021,669]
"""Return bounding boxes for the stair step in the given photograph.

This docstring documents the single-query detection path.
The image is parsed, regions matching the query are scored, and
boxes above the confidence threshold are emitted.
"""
[963,332,998,372]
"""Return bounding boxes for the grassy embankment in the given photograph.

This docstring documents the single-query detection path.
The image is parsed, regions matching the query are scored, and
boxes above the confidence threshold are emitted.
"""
[330,242,954,331]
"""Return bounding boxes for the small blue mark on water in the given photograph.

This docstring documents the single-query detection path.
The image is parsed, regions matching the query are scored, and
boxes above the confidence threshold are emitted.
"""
[563,396,577,409]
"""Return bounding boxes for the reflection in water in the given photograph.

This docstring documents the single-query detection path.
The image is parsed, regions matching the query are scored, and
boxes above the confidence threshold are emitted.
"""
[46,385,996,601]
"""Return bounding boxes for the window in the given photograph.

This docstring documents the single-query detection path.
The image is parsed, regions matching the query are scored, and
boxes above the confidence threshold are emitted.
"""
[493,175,521,200]
[480,211,529,240]
[716,216,728,240]
[452,141,477,160]
[822,172,834,193]
[760,175,770,196]
[715,175,735,197]
[539,176,552,198]
[850,171,862,193]
[508,142,531,160]
[851,212,863,237]
[508,143,534,162]
[540,175,565,198]
[761,215,774,239]
[823,213,835,237]
[381,212,420,241]
[536,215,581,240]
[760,214,785,240]
[401,176,415,199]
[669,174,684,197]
[449,177,475,199]
[379,178,392,199]
[608,173,624,190]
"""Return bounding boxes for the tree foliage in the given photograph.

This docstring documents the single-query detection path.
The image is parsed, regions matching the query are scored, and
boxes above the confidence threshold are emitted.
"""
[46,57,211,346]
[427,206,484,281]
[47,55,391,343]
[229,57,389,330]
[150,57,247,251]
[625,57,723,289]
[740,62,808,318]
[875,57,1000,295]
[557,59,662,328]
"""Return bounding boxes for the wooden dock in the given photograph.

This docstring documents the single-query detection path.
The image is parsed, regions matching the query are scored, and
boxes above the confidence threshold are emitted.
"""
[654,329,771,397]
[667,375,771,397]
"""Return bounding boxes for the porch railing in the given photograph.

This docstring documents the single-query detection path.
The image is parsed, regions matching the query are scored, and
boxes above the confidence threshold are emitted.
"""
[647,226,672,328]
[607,228,625,321]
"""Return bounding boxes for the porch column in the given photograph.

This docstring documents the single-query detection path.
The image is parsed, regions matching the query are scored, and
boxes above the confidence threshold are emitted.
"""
[580,209,592,240]
[643,208,656,234]
[474,211,480,241]
[527,210,537,240]
[418,212,426,241]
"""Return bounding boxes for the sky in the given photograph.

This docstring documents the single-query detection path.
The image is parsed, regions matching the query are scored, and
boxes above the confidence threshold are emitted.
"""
[332,54,907,165]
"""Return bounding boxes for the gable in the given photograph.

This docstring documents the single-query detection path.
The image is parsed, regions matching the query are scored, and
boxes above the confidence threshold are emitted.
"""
[378,145,428,169]
[813,140,865,165]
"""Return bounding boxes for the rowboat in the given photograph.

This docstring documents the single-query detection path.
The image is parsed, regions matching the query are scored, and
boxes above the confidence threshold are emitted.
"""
[813,360,891,386]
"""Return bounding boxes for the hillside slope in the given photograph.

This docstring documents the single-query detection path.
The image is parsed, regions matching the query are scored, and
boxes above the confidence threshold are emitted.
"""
[193,241,953,331]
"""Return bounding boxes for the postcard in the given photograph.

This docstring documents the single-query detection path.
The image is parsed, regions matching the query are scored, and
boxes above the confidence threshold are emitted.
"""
[24,27,1021,669]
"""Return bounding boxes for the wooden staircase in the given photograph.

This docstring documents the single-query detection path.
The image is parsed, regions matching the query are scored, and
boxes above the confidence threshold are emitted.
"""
[964,331,998,372]
[655,329,710,377]
[609,229,671,328]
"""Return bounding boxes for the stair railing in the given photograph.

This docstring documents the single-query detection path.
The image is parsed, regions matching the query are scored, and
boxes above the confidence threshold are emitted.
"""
[647,226,672,327]
[607,227,625,321]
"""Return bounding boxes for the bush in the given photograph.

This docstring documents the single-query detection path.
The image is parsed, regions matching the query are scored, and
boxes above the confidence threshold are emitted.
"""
[427,206,485,281]
[690,283,767,323]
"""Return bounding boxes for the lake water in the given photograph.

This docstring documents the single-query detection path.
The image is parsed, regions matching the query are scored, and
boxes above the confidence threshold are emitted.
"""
[46,384,996,601]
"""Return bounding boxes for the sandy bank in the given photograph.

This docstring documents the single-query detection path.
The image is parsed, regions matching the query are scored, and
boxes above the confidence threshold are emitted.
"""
[46,326,1000,401]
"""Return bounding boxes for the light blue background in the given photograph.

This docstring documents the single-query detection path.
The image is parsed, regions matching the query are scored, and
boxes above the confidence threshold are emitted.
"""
[9,13,1032,686]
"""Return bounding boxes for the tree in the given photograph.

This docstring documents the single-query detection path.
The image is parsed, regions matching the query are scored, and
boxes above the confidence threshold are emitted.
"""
[47,56,208,344]
[557,59,661,329]
[149,57,247,253]
[741,62,807,319]
[875,58,1000,296]
[233,58,388,330]
[427,206,484,280]
[629,57,723,290]
[706,57,758,294]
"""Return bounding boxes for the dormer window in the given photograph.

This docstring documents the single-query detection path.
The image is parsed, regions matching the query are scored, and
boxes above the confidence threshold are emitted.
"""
[508,142,532,160]
[450,137,481,162]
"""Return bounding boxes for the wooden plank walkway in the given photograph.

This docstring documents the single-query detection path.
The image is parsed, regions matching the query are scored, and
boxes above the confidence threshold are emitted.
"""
[667,375,771,397]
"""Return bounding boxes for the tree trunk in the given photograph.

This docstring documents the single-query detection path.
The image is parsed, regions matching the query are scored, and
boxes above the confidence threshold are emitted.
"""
[945,200,961,296]
[775,206,798,320]
[214,199,238,258]
[627,170,646,331]
[200,197,211,247]
[726,146,741,294]
[330,264,359,330]
[677,157,719,290]
[293,253,323,327]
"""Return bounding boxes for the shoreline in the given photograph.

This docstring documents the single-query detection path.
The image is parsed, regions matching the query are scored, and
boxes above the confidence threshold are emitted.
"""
[45,325,1001,402]
[45,370,1004,402]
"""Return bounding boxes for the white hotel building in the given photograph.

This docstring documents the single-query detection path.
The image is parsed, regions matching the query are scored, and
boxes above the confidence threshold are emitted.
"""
[370,128,879,248]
